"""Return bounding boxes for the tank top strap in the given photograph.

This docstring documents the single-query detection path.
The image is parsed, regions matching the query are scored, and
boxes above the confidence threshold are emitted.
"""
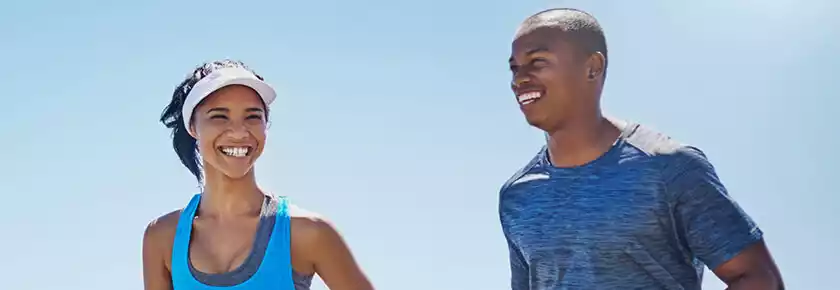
[251,195,293,283]
[171,193,202,286]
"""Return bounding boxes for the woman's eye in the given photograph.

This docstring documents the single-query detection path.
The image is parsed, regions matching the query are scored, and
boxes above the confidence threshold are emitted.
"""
[245,115,265,123]
[210,115,228,120]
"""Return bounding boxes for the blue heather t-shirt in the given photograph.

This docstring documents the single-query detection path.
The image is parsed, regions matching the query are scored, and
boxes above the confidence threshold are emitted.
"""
[499,121,763,290]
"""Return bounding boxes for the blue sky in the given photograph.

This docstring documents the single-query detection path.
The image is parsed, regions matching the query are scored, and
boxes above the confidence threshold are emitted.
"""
[1,0,836,289]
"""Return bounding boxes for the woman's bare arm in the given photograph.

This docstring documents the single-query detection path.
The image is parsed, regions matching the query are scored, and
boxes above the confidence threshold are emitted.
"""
[293,213,374,290]
[143,213,178,290]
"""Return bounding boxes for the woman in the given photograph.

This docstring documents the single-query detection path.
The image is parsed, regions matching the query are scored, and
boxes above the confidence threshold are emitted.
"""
[142,60,374,290]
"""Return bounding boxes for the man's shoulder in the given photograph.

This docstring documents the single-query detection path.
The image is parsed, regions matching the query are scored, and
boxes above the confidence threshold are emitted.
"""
[620,122,715,183]
[499,146,546,193]
[620,122,685,156]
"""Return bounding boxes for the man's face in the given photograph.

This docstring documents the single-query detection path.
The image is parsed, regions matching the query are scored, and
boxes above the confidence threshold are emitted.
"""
[509,27,590,132]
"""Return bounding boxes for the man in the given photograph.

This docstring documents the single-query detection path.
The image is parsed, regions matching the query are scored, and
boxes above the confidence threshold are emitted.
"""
[499,8,784,290]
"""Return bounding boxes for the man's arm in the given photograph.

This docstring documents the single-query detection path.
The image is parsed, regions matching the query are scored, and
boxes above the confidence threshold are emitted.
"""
[714,241,784,289]
[668,146,783,289]
[506,235,530,290]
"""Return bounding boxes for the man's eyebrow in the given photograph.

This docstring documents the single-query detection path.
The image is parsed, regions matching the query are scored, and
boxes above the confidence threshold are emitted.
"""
[509,47,550,63]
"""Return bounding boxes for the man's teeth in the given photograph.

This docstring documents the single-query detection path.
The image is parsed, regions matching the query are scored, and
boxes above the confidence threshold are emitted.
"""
[517,92,542,104]
[221,147,250,157]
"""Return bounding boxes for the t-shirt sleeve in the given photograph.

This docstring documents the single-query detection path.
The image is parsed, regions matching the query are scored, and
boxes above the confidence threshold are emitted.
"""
[506,234,530,290]
[666,146,763,270]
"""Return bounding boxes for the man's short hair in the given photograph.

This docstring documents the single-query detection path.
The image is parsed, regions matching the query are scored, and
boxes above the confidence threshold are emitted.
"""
[518,8,609,76]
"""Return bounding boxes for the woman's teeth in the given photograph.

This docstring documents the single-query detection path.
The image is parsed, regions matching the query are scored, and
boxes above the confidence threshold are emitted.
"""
[220,147,250,157]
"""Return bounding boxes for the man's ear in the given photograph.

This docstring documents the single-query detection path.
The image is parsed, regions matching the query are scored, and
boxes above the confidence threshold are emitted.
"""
[586,52,606,81]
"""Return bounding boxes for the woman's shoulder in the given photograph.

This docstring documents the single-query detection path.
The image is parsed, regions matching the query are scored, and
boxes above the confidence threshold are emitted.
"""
[142,209,183,268]
[284,201,371,288]
[287,204,333,236]
[286,203,346,250]
[143,209,182,252]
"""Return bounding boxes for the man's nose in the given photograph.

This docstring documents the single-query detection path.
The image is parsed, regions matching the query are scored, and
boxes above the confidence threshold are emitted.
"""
[512,71,532,90]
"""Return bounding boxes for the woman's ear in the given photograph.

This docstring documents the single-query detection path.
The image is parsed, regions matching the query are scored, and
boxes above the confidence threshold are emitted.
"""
[188,123,198,139]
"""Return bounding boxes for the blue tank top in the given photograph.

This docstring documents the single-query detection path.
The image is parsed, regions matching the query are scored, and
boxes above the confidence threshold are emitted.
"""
[171,194,296,289]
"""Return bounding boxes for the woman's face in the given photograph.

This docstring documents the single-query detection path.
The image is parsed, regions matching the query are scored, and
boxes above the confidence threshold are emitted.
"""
[189,85,268,180]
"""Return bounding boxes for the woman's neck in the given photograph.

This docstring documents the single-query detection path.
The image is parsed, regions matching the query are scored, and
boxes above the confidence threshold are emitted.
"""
[199,168,264,218]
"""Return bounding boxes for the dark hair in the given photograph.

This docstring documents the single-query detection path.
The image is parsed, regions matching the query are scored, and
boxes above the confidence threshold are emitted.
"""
[521,8,609,77]
[159,59,266,183]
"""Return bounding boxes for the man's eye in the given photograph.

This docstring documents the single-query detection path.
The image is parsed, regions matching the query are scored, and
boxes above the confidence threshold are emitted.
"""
[531,58,548,66]
[210,115,228,120]
[246,115,263,120]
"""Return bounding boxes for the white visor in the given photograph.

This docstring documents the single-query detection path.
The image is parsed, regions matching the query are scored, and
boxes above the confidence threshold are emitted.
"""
[181,66,276,130]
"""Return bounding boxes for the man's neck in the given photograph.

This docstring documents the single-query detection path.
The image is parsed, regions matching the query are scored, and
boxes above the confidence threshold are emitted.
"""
[545,116,621,168]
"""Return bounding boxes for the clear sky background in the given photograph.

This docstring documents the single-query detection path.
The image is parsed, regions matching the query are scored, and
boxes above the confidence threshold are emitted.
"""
[1,0,837,289]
